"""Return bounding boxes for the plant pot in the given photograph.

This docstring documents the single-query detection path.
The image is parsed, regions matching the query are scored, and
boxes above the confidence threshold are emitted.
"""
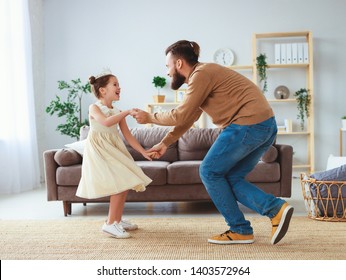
[153,95,165,103]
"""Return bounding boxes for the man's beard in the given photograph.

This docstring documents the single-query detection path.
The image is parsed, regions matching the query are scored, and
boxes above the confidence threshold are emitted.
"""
[171,69,186,90]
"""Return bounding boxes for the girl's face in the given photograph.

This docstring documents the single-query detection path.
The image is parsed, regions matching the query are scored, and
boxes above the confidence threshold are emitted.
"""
[102,76,121,101]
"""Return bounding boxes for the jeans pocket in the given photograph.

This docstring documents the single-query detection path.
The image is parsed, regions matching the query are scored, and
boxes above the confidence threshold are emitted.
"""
[242,122,273,147]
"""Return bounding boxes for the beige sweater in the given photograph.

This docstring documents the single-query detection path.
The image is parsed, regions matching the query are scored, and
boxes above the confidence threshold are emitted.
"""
[148,63,274,146]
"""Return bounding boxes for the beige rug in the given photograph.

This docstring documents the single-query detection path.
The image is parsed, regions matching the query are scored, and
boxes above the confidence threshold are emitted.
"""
[0,216,345,260]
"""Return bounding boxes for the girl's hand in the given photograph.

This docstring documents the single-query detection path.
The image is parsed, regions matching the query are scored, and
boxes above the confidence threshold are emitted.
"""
[147,151,160,159]
[141,151,154,161]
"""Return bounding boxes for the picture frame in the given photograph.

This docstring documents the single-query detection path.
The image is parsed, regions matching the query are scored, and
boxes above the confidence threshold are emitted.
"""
[175,89,186,102]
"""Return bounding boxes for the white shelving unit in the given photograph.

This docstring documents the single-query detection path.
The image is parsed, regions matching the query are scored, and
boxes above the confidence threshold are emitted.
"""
[252,31,314,173]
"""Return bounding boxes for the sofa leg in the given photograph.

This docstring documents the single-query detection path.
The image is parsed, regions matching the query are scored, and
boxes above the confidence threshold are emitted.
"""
[83,203,86,206]
[63,201,71,216]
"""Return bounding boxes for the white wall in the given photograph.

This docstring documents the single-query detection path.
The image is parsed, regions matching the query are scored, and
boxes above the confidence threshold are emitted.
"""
[31,0,346,177]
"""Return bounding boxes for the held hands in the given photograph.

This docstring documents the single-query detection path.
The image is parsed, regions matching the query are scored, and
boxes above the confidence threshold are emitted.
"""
[141,143,168,160]
[146,143,168,159]
[130,108,149,124]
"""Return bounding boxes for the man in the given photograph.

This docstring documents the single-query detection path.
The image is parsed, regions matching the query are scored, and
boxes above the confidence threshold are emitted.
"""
[132,40,293,245]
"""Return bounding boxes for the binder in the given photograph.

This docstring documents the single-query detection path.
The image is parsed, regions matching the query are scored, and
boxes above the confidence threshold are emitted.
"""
[303,42,309,63]
[280,44,286,64]
[286,43,292,64]
[275,44,281,64]
[292,43,298,64]
[298,43,304,63]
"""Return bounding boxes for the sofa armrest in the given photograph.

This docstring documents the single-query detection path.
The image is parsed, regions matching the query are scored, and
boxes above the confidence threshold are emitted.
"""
[274,144,293,197]
[43,149,59,201]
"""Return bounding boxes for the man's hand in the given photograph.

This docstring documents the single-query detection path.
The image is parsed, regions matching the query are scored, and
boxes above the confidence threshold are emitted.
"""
[147,142,168,159]
[131,108,149,124]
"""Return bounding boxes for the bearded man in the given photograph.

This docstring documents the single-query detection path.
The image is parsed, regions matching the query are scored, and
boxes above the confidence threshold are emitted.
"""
[131,40,293,245]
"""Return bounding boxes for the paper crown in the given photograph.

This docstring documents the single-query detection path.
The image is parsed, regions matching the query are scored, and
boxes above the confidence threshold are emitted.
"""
[95,68,112,79]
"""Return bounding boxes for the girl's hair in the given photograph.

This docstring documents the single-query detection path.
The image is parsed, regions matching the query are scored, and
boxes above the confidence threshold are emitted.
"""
[165,40,200,66]
[89,74,115,98]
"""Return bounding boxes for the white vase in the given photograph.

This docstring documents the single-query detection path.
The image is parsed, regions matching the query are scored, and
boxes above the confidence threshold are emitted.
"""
[342,119,346,130]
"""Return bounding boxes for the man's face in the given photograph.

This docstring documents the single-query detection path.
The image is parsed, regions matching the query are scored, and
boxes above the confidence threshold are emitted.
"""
[166,52,186,90]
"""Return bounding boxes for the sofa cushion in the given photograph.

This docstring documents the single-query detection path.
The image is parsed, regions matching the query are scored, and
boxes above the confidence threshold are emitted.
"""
[167,160,280,185]
[178,128,221,160]
[122,127,179,162]
[54,149,82,166]
[246,162,280,182]
[167,161,202,184]
[136,161,169,186]
[260,146,278,163]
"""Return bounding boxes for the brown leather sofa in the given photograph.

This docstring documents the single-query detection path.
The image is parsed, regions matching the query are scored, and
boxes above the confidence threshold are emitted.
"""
[43,127,293,216]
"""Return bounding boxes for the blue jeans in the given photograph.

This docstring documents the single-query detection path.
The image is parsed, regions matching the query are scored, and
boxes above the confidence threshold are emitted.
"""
[200,117,285,235]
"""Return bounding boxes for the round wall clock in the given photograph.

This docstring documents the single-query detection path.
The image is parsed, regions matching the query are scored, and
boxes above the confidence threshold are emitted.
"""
[213,48,235,66]
[274,85,290,99]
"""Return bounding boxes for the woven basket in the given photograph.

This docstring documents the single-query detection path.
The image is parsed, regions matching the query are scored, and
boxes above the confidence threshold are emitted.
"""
[300,173,346,221]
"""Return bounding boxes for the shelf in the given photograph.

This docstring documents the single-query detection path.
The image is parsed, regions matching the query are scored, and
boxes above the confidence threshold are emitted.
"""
[277,131,310,135]
[147,102,179,106]
[267,98,296,102]
[255,31,310,39]
[293,164,311,169]
[267,63,309,69]
[228,65,252,70]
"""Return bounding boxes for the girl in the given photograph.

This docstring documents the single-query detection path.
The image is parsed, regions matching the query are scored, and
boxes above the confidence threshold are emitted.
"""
[76,70,153,238]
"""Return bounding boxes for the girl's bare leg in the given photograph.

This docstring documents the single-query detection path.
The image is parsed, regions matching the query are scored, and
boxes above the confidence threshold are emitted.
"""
[107,190,128,224]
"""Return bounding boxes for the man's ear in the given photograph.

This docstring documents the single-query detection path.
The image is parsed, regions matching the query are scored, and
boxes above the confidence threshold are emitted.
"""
[176,59,183,69]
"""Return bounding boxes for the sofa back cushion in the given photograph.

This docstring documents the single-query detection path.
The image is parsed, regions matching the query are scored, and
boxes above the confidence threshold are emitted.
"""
[123,127,178,162]
[79,126,178,162]
[178,128,221,160]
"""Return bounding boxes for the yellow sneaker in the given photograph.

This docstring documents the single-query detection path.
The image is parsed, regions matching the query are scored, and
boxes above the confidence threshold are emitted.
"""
[208,230,254,244]
[271,202,294,245]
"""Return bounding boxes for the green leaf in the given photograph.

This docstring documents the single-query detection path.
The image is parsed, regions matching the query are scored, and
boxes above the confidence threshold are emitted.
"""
[46,77,90,139]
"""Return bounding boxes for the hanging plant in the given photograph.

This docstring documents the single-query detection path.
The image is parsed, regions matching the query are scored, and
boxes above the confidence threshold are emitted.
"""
[294,88,311,130]
[256,53,268,93]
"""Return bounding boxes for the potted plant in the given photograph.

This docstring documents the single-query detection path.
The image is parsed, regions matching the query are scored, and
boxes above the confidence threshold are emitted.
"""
[342,116,346,130]
[152,76,167,103]
[294,88,311,130]
[256,53,268,93]
[46,78,91,140]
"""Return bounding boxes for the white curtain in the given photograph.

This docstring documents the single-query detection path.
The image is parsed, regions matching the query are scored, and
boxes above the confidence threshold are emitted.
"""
[0,0,40,194]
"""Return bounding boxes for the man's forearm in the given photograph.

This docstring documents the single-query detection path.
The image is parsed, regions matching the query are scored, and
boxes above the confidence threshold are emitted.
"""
[148,110,179,126]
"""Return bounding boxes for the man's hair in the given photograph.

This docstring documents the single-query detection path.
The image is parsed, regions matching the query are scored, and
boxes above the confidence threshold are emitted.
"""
[165,40,200,66]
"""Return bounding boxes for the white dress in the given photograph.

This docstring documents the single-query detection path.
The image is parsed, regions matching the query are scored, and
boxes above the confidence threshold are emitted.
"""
[76,101,152,199]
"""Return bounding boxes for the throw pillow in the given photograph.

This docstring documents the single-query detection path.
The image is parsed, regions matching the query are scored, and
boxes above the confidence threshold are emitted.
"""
[65,139,86,156]
[80,125,89,141]
[326,154,346,170]
[260,146,278,163]
[54,148,82,166]
[311,164,346,181]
